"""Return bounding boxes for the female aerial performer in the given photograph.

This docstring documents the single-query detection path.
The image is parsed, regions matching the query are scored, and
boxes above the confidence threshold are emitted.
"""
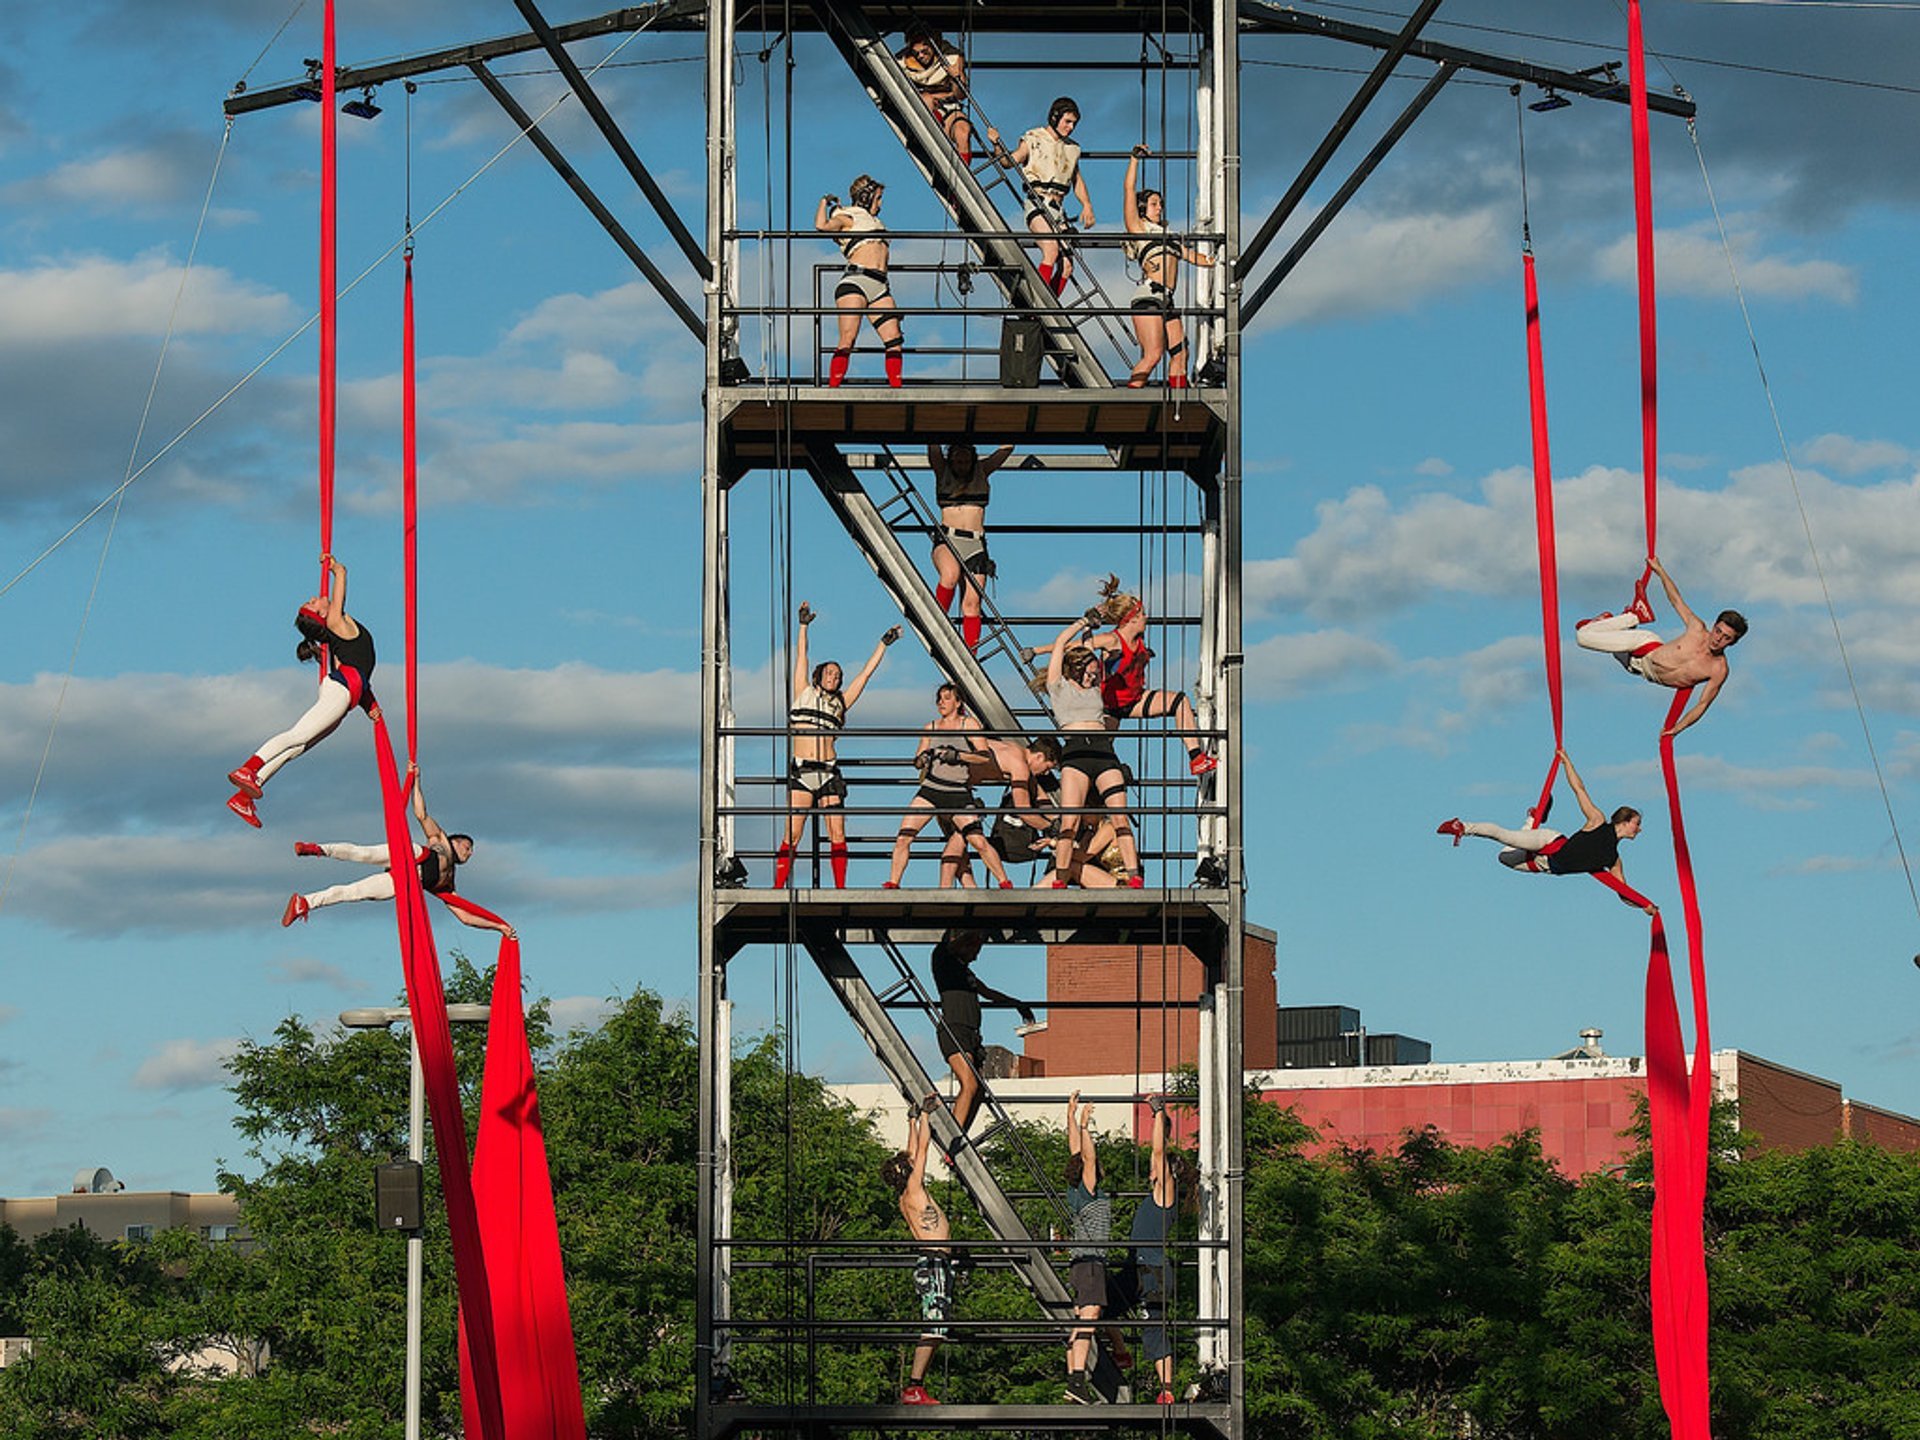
[899,28,973,166]
[1436,748,1658,914]
[774,602,900,889]
[1033,575,1217,777]
[280,768,513,937]
[884,684,1014,889]
[1121,145,1215,388]
[987,97,1094,296]
[225,554,374,828]
[815,175,905,388]
[1044,617,1142,889]
[930,440,1014,652]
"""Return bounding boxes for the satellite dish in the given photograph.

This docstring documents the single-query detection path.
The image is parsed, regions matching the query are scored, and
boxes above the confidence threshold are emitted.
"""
[71,1167,124,1194]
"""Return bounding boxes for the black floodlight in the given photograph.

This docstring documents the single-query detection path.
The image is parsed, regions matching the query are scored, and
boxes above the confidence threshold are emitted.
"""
[1529,88,1572,114]
[291,59,324,104]
[342,88,382,120]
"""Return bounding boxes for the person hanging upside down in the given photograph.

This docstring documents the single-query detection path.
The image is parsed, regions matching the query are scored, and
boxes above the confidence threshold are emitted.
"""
[815,176,905,388]
[1575,554,1746,736]
[226,554,375,828]
[987,97,1093,296]
[928,928,1035,1155]
[881,1103,953,1407]
[1121,146,1215,389]
[899,28,973,166]
[1045,618,1143,889]
[930,441,1014,652]
[774,602,900,889]
[1437,748,1658,915]
[1032,575,1216,776]
[885,684,1014,889]
[280,767,515,936]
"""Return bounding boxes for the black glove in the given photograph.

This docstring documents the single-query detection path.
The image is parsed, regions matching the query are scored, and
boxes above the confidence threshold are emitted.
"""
[1018,1007,1038,1027]
[881,625,903,646]
[1019,645,1037,663]
[1131,143,1151,158]
[1083,607,1106,630]
[936,745,962,764]
[823,194,838,210]
[797,603,816,626]
[1148,1094,1166,1117]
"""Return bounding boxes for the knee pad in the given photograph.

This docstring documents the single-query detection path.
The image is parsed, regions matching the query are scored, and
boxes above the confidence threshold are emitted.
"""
[1168,338,1187,358]
[884,335,905,350]
[1096,785,1128,806]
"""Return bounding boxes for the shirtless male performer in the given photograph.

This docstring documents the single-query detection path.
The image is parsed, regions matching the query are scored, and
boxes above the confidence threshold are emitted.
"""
[883,1103,955,1406]
[1574,555,1747,736]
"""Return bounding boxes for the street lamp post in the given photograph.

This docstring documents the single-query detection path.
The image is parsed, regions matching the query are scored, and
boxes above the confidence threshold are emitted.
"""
[340,1004,491,1440]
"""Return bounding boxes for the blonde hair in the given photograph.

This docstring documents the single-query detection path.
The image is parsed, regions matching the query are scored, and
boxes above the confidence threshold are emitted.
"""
[1090,573,1143,627]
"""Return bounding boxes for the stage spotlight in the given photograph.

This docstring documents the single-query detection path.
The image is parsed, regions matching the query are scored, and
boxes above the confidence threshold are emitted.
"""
[291,59,324,104]
[342,88,382,120]
[1529,89,1572,114]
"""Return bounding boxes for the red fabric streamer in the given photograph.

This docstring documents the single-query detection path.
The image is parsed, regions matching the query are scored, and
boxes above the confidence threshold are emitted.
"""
[318,0,337,599]
[1523,252,1563,822]
[458,933,590,1440]
[401,254,419,797]
[1628,0,1659,592]
[369,712,507,1440]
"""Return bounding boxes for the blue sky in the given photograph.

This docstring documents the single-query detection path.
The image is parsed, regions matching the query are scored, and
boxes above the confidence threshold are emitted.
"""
[4,1,1919,1195]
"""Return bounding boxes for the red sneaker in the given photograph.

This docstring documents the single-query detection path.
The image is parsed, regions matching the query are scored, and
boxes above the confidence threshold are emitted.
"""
[881,881,900,889]
[1156,1390,1175,1405]
[998,880,1014,889]
[1629,595,1657,625]
[227,792,261,828]
[1436,818,1465,846]
[281,893,309,927]
[1573,611,1614,630]
[900,1382,939,1405]
[294,841,325,857]
[1188,750,1218,776]
[1127,874,1145,889]
[1050,879,1068,889]
[227,758,264,799]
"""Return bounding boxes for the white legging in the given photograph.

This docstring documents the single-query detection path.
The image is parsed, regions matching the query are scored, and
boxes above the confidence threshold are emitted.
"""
[1574,611,1665,656]
[254,677,353,785]
[303,841,410,910]
[1462,821,1562,872]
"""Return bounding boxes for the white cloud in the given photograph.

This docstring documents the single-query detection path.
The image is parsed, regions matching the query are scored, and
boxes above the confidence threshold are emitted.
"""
[1252,204,1504,330]
[133,1037,240,1093]
[1595,221,1856,304]
[1796,434,1912,477]
[1414,457,1454,478]
[547,994,620,1033]
[7,144,203,210]
[0,255,294,343]
[0,1109,51,1139]
[1244,630,1398,699]
[269,958,362,991]
[1770,854,1901,876]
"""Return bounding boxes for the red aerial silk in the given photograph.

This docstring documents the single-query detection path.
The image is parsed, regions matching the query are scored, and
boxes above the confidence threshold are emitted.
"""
[370,712,507,1440]
[1523,252,1562,823]
[457,916,590,1440]
[401,254,419,802]
[318,0,337,601]
[1627,0,1659,618]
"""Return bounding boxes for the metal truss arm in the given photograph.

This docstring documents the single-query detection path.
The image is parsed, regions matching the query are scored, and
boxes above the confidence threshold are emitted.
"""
[799,442,1022,737]
[1238,0,1443,273]
[469,61,707,343]
[1238,1,1695,120]
[511,0,712,280]
[1241,62,1457,327]
[225,1,705,115]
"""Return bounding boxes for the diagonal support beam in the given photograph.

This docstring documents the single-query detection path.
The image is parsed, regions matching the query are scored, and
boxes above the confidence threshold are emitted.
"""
[1239,0,1444,273]
[1241,63,1457,327]
[469,61,706,343]
[1238,0,1695,119]
[808,0,1109,389]
[800,441,1026,737]
[511,0,711,279]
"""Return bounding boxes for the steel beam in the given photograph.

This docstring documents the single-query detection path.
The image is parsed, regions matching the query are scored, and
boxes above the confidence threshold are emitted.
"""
[469,61,706,343]
[799,441,1027,737]
[1238,0,1443,273]
[807,0,1110,389]
[511,0,711,279]
[1241,63,1458,328]
[1238,0,1695,119]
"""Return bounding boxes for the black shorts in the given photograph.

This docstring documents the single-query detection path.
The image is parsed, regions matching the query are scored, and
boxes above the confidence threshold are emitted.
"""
[1070,1257,1107,1309]
[937,987,984,1067]
[915,785,983,836]
[1060,735,1121,782]
[789,760,847,802]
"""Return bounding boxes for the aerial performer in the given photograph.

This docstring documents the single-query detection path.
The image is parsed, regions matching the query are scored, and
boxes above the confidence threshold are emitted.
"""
[882,684,1015,890]
[987,97,1093,296]
[225,554,374,827]
[929,441,1014,652]
[279,768,513,936]
[815,175,904,388]
[898,28,973,166]
[1121,145,1215,388]
[1574,555,1746,736]
[927,928,1035,1152]
[1436,749,1658,914]
[773,602,900,889]
[1043,618,1143,889]
[1063,1091,1120,1404]
[882,1102,954,1406]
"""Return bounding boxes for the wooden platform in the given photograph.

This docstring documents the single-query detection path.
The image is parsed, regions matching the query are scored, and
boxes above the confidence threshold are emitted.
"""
[711,1401,1233,1438]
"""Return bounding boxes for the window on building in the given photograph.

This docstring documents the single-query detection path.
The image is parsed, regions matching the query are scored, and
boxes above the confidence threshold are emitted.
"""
[200,1224,237,1242]
[124,1224,154,1243]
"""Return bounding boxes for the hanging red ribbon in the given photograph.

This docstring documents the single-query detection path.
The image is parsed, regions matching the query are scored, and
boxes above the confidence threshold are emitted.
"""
[370,712,507,1440]
[401,252,419,800]
[1627,0,1659,613]
[458,928,590,1440]
[1524,252,1563,823]
[319,0,337,600]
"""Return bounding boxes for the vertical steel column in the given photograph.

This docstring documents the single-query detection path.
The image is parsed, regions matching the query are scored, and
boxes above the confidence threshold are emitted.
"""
[695,1,737,1431]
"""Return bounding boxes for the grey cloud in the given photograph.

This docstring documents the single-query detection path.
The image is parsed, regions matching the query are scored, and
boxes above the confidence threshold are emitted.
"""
[132,1037,240,1093]
[4,131,223,215]
[1244,629,1399,699]
[269,957,362,991]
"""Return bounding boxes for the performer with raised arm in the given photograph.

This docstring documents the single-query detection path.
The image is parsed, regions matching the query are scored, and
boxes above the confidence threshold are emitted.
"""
[882,684,1014,890]
[987,98,1094,296]
[1044,618,1143,889]
[929,441,1014,652]
[1064,1091,1113,1403]
[1111,1096,1188,1405]
[226,554,375,828]
[815,176,905,388]
[928,929,1035,1159]
[899,28,974,166]
[1437,749,1658,914]
[882,1103,954,1406]
[1575,555,1746,736]
[774,603,900,889]
[1121,145,1215,388]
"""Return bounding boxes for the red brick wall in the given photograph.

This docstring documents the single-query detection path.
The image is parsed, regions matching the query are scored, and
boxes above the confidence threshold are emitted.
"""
[1734,1054,1843,1153]
[1844,1100,1920,1153]
[1261,1075,1647,1176]
[1026,930,1277,1076]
